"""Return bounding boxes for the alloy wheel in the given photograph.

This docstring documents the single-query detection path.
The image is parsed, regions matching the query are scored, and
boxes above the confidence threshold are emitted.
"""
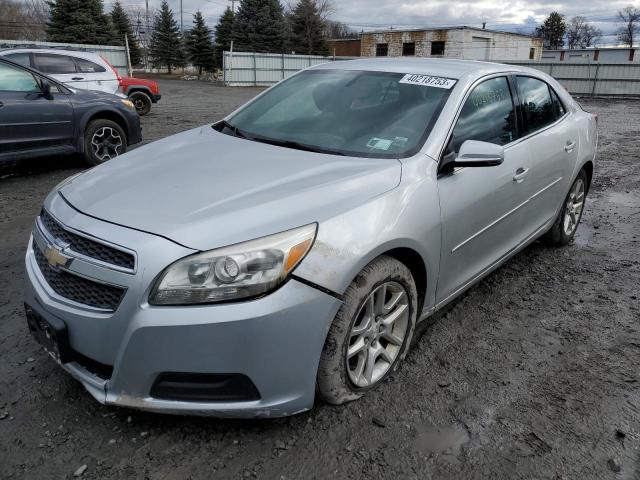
[563,178,585,236]
[91,127,123,162]
[346,281,410,388]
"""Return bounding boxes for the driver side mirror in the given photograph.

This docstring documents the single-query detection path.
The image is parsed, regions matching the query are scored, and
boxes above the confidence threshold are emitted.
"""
[455,140,504,167]
[40,79,53,99]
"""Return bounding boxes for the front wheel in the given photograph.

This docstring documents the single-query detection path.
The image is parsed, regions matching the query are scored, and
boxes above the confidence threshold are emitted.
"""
[317,256,417,405]
[543,169,588,246]
[84,119,127,166]
[129,91,152,116]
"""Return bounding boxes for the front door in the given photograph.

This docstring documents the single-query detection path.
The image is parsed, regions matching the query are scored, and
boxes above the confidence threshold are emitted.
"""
[436,75,532,304]
[0,62,74,156]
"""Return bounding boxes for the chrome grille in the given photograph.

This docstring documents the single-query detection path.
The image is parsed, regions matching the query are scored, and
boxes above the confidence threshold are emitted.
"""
[33,244,126,311]
[40,210,135,270]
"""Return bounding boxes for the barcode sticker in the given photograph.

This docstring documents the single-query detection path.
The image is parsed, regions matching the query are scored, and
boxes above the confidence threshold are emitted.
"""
[399,74,457,89]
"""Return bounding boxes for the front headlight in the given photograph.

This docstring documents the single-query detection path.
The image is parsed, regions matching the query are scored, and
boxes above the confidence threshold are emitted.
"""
[120,99,135,110]
[149,224,317,306]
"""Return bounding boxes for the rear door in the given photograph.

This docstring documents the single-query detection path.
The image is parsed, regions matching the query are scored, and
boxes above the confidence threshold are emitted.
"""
[74,56,119,94]
[32,53,86,89]
[513,76,578,235]
[436,75,532,304]
[0,62,74,155]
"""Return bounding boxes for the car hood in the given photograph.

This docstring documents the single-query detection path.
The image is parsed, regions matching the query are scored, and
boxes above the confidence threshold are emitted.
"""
[60,127,402,251]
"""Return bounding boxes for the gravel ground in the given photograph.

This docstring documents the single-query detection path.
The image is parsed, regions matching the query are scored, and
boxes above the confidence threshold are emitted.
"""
[1,79,639,480]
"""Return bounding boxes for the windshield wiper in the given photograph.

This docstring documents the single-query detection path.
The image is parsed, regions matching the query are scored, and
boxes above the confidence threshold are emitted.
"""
[217,119,247,139]
[249,136,345,156]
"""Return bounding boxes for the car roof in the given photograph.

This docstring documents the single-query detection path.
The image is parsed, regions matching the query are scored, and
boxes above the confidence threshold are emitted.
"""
[311,57,536,80]
[0,48,105,63]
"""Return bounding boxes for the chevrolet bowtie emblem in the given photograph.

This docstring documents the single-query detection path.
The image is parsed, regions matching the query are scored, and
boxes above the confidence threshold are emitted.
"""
[43,244,72,269]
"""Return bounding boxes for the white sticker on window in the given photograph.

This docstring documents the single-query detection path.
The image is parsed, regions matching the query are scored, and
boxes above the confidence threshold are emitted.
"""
[399,74,457,89]
[366,137,393,150]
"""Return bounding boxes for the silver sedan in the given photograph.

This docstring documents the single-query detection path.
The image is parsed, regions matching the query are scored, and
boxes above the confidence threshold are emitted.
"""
[24,58,597,417]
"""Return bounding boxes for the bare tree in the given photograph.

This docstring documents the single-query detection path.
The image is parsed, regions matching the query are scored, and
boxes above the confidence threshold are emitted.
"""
[0,0,48,41]
[325,20,357,39]
[566,16,602,48]
[617,5,640,48]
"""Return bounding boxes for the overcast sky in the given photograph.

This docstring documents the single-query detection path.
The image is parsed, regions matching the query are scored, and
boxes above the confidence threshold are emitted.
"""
[116,0,639,45]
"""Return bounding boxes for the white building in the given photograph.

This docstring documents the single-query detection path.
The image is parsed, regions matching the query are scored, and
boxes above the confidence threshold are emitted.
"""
[360,26,543,62]
[541,48,639,63]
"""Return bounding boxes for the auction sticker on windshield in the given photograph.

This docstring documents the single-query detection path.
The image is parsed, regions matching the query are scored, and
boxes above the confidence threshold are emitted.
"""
[399,74,457,89]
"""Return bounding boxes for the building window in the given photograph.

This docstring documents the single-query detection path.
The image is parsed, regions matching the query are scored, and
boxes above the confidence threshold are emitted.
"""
[431,41,445,56]
[529,48,536,60]
[376,43,388,56]
[402,42,416,56]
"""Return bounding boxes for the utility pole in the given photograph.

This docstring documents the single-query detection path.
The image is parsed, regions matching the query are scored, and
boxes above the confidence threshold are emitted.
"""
[229,0,236,12]
[180,0,183,33]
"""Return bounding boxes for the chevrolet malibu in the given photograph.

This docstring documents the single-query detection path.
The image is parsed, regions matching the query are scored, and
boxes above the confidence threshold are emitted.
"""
[24,59,597,417]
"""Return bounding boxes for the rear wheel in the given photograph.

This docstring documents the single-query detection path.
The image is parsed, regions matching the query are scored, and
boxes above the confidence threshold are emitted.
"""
[129,91,152,116]
[543,169,588,246]
[317,256,417,405]
[84,119,127,166]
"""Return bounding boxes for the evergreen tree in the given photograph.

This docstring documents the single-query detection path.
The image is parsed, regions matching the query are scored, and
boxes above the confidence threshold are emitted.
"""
[47,0,118,45]
[290,0,328,55]
[149,0,185,74]
[232,0,286,53]
[111,0,142,66]
[214,7,234,67]
[535,12,566,49]
[186,11,215,74]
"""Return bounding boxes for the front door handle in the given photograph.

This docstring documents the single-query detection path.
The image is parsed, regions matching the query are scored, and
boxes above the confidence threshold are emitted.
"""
[0,101,4,108]
[71,77,84,81]
[513,167,530,183]
[565,141,576,152]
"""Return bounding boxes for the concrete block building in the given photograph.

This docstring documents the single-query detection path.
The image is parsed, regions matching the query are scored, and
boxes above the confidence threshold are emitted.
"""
[360,27,543,62]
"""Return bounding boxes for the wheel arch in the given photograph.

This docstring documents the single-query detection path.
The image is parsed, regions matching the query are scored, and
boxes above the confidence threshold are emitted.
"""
[582,160,594,194]
[127,86,152,96]
[78,110,130,152]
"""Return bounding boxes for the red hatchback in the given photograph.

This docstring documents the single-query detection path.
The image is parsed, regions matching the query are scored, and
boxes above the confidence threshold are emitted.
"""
[120,77,162,116]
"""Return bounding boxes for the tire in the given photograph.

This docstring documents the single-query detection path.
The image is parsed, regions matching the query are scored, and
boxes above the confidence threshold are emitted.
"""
[129,91,152,116]
[317,256,418,405]
[84,119,127,167]
[543,169,588,246]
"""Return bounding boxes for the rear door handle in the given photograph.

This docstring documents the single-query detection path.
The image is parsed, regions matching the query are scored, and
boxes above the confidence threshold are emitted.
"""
[565,141,576,152]
[0,101,3,108]
[71,77,84,81]
[513,167,530,183]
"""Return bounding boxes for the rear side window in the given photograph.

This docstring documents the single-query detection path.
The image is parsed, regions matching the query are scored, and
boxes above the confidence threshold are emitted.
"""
[75,58,107,73]
[33,54,77,74]
[446,76,516,155]
[4,52,31,67]
[0,63,40,92]
[516,76,560,135]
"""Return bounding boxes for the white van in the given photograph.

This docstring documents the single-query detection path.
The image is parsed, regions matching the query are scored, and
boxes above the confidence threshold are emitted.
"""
[0,48,122,95]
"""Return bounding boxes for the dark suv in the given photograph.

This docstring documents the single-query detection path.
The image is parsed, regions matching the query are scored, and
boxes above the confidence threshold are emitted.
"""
[0,57,141,166]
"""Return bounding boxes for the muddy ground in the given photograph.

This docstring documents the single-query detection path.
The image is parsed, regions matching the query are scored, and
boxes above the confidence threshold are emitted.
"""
[1,79,639,479]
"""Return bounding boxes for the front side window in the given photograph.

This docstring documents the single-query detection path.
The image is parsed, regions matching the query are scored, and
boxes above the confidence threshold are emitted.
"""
[376,44,388,57]
[516,76,558,135]
[0,63,40,92]
[34,54,77,74]
[75,58,107,73]
[223,69,454,158]
[445,76,516,156]
[5,52,31,67]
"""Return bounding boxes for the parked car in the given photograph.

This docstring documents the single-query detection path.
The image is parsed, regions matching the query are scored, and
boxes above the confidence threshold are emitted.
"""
[24,59,597,417]
[0,57,141,165]
[120,77,162,116]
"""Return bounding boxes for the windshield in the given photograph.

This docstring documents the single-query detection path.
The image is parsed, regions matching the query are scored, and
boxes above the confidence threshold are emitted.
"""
[219,69,454,158]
